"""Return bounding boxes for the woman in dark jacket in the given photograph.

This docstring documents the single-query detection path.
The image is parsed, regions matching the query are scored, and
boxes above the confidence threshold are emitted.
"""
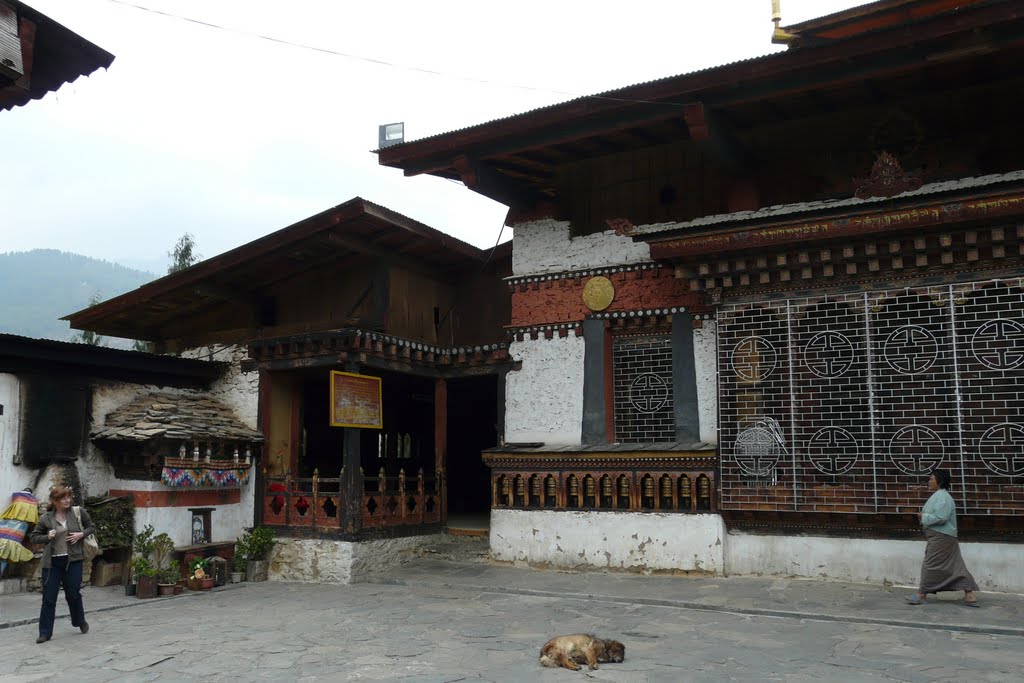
[29,485,94,643]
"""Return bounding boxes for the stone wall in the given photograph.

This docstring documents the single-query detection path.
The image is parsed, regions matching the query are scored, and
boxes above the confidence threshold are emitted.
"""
[268,535,445,584]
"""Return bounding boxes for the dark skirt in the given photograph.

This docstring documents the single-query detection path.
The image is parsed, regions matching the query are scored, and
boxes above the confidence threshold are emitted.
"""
[919,528,979,594]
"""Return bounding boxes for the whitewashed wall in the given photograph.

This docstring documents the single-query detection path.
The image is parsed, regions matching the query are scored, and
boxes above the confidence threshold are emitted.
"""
[181,344,259,429]
[694,320,718,444]
[505,336,584,445]
[491,509,726,573]
[0,373,29,492]
[181,344,260,531]
[124,479,250,548]
[512,219,650,276]
[725,531,1024,593]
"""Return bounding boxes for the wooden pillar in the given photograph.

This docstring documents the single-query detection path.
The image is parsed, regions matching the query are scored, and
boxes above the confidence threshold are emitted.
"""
[255,370,270,526]
[341,362,363,534]
[434,377,447,525]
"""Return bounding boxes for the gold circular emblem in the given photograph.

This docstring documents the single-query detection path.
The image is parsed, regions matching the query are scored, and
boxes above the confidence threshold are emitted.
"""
[582,276,615,311]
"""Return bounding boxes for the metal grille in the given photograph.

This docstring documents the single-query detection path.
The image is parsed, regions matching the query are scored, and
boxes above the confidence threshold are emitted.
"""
[718,279,1024,515]
[613,335,675,442]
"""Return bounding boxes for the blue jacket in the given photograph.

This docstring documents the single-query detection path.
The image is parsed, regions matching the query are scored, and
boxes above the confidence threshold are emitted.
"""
[921,488,958,538]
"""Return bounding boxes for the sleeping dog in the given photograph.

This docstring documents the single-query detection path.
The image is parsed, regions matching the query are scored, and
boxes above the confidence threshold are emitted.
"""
[539,634,625,671]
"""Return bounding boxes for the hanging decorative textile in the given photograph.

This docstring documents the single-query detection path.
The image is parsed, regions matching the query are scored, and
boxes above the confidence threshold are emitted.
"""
[1,490,41,523]
[161,459,251,489]
[1,489,41,573]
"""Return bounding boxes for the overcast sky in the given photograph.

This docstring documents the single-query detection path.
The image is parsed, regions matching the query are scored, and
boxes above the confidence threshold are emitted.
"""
[2,0,864,274]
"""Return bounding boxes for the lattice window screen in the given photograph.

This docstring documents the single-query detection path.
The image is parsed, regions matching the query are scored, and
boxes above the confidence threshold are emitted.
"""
[718,279,1024,516]
[613,335,674,443]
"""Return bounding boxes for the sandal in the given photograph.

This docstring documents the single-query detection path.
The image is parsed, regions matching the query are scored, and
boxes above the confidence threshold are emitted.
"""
[905,594,925,605]
[963,600,980,608]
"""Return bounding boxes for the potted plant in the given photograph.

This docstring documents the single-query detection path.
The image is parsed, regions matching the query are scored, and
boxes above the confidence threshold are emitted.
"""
[157,559,179,596]
[188,556,212,591]
[231,535,248,583]
[132,526,159,599]
[240,526,275,582]
[152,533,177,596]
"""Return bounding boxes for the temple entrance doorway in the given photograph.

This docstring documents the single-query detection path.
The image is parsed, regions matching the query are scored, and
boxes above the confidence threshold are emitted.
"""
[445,375,498,531]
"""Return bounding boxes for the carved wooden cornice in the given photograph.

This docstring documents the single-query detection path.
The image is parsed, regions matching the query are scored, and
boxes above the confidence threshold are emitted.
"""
[671,221,1024,296]
[482,450,716,471]
[243,328,511,372]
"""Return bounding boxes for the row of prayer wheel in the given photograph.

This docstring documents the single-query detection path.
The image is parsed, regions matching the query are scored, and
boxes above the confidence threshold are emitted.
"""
[493,472,714,512]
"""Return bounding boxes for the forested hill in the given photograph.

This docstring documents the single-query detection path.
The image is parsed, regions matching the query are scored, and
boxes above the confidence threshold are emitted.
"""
[0,249,156,345]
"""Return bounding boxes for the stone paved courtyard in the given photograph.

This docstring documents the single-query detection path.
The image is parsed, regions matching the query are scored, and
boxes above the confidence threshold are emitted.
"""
[2,562,1022,683]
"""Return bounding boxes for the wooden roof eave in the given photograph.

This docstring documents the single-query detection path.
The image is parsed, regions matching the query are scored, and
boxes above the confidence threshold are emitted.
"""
[62,198,494,337]
[377,2,1024,181]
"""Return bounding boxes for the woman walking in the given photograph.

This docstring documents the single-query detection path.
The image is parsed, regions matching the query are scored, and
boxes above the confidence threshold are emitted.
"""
[906,469,980,607]
[29,485,93,642]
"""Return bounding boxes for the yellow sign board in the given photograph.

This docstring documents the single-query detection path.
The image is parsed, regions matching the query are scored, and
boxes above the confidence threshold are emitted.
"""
[329,371,383,429]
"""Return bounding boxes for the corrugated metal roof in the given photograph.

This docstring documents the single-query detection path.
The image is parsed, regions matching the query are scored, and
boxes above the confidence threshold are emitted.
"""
[374,51,784,153]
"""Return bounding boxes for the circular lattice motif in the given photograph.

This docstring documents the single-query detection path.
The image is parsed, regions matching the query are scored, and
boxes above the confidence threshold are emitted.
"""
[971,319,1024,370]
[734,426,782,476]
[732,337,778,382]
[806,427,859,475]
[883,325,938,375]
[804,331,854,378]
[976,423,1024,476]
[888,425,944,475]
[629,373,669,413]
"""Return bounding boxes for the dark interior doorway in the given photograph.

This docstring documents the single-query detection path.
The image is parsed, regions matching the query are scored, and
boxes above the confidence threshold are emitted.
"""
[446,375,498,517]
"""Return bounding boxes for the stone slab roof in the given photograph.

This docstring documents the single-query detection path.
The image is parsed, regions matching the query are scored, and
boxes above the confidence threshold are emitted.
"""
[91,393,262,443]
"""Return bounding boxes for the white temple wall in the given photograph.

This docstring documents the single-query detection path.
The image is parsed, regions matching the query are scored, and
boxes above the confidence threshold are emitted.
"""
[693,320,718,444]
[488,510,1024,593]
[511,219,650,276]
[490,509,726,573]
[505,336,585,445]
[0,373,28,492]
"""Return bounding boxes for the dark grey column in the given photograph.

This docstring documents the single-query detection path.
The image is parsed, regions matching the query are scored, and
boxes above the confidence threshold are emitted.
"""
[341,361,364,533]
[673,312,700,444]
[582,318,608,444]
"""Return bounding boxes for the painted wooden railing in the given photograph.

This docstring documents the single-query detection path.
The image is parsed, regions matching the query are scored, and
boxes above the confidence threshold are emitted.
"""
[262,468,442,530]
[483,451,716,513]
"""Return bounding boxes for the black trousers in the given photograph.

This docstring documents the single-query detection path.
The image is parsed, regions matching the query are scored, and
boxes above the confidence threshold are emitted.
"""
[39,556,85,637]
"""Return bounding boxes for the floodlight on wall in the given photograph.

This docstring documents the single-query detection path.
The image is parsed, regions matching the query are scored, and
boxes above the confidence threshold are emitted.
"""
[378,122,405,148]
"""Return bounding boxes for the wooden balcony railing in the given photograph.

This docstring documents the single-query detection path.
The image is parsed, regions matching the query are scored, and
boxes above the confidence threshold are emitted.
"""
[263,467,443,531]
[483,449,717,513]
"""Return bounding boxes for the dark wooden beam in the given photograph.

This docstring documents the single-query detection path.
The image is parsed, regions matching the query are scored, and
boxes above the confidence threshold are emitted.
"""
[452,154,543,209]
[682,102,749,173]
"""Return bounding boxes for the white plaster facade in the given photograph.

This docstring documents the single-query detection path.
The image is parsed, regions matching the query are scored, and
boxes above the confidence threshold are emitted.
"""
[724,531,1024,594]
[491,509,725,573]
[269,534,445,584]
[693,320,718,444]
[505,336,585,445]
[2,344,260,551]
[489,511,1024,593]
[511,219,650,276]
[0,373,26,492]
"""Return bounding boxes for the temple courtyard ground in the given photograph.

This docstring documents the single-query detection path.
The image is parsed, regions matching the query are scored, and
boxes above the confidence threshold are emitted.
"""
[1,548,1021,682]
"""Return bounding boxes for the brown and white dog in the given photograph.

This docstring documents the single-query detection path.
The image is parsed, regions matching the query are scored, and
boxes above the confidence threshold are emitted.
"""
[538,634,626,671]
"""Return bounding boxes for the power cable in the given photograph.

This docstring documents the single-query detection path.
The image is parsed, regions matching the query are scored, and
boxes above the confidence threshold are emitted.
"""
[103,0,687,108]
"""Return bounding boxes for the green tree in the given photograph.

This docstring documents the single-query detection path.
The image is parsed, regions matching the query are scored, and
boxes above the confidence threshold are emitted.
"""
[74,292,106,346]
[167,233,201,274]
